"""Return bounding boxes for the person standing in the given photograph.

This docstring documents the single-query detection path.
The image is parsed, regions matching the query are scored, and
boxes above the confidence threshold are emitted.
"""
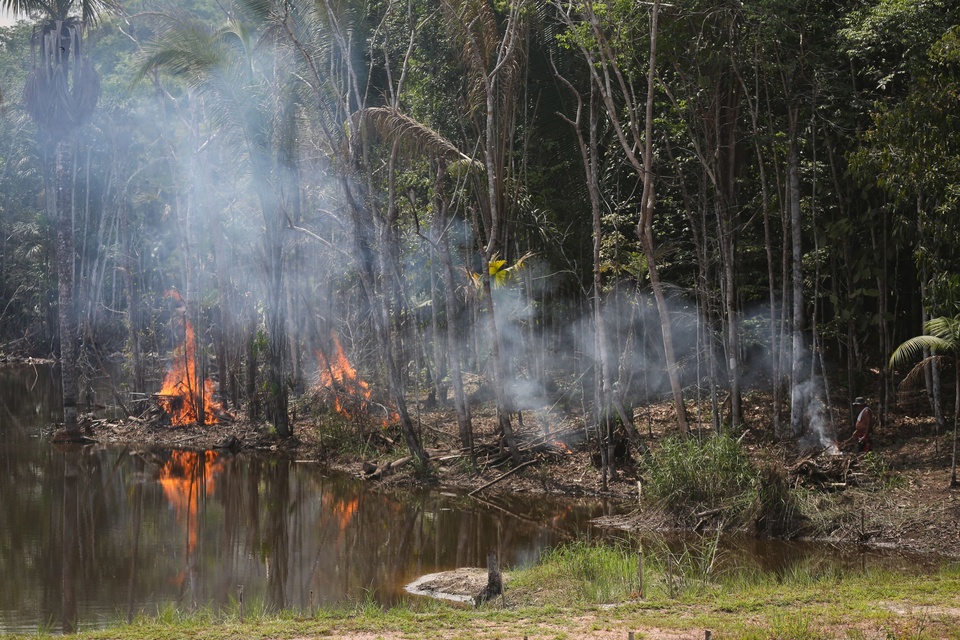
[847,397,874,453]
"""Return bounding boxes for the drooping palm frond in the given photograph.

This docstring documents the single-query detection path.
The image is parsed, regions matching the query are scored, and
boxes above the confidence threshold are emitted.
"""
[890,315,960,369]
[439,0,499,114]
[354,106,482,170]
[890,335,949,367]
[134,21,237,88]
[23,16,100,133]
[924,316,960,342]
[0,0,118,24]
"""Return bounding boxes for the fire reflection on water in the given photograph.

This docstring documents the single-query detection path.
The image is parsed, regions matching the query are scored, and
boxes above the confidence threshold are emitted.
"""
[158,450,224,588]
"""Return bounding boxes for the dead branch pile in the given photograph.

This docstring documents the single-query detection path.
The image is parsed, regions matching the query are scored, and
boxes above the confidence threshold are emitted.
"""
[361,424,579,482]
[787,450,864,490]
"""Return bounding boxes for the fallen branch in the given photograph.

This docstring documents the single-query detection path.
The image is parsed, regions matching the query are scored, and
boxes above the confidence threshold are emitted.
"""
[366,455,413,479]
[362,448,447,479]
[468,459,537,497]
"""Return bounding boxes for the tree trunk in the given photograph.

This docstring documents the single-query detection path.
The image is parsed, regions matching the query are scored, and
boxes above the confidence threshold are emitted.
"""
[480,260,522,463]
[434,165,473,454]
[54,138,80,441]
[788,129,805,439]
[376,212,428,465]
[719,202,742,431]
[245,304,259,422]
[120,196,144,394]
[636,0,688,434]
[952,358,959,488]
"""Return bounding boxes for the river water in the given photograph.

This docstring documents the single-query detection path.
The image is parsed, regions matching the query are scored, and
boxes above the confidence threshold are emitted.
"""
[0,364,947,633]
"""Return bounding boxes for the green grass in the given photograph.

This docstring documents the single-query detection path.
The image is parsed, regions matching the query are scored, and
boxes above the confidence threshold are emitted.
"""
[640,434,806,536]
[6,547,959,639]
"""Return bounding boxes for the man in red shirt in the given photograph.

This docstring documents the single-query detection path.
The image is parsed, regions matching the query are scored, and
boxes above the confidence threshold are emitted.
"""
[846,396,874,453]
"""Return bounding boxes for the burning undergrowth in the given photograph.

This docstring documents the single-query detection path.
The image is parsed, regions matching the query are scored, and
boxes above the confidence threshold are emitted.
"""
[155,291,223,427]
[312,333,398,427]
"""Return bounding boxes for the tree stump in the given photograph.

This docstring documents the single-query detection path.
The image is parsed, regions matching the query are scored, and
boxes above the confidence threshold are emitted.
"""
[475,552,502,606]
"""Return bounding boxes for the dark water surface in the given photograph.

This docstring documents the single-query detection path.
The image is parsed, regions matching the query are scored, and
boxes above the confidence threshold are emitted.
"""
[0,364,617,633]
[0,364,949,634]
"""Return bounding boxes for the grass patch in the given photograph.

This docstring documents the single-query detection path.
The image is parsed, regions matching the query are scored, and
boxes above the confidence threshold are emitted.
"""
[641,433,804,534]
[8,549,959,639]
[508,540,641,605]
[642,434,757,518]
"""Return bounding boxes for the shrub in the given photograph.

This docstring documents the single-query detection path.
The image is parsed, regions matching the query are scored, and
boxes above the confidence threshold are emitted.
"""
[641,433,758,519]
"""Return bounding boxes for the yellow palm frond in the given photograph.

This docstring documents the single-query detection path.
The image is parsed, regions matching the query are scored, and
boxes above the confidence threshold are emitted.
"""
[471,252,535,289]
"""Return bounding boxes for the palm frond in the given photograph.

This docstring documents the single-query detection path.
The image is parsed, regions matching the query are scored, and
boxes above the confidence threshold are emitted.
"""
[890,335,951,369]
[354,107,477,167]
[78,0,119,24]
[898,355,946,391]
[133,23,228,87]
[923,316,960,342]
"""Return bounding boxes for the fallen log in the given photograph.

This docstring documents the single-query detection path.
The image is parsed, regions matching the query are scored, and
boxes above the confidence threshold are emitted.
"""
[362,448,447,479]
[364,455,413,479]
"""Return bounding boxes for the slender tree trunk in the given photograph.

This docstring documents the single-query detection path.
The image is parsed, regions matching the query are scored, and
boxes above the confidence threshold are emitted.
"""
[265,239,290,437]
[120,196,144,394]
[788,129,805,439]
[54,138,80,441]
[480,261,522,463]
[245,304,259,422]
[253,159,290,436]
[719,202,742,431]
[434,165,473,454]
[952,359,959,487]
[637,0,688,434]
[376,210,428,464]
[208,201,232,409]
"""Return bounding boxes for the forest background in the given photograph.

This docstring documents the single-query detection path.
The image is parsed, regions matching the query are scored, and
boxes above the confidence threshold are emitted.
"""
[1,0,958,471]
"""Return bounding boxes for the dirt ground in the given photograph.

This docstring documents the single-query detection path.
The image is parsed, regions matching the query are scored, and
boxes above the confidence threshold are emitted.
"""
[78,386,960,560]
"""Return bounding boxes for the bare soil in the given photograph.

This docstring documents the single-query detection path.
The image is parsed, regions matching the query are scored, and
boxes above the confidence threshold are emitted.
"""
[81,389,960,559]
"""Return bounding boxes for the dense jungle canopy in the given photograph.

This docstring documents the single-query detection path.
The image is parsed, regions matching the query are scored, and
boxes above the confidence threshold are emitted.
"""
[0,0,958,460]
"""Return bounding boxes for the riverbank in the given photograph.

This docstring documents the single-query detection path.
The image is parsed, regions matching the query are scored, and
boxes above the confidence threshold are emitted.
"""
[80,387,960,560]
[7,543,960,639]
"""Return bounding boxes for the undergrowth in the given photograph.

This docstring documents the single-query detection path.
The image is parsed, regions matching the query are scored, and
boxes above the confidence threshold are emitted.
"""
[640,434,804,534]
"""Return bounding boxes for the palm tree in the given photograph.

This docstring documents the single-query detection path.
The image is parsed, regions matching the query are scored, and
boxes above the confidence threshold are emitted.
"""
[890,316,960,488]
[2,0,115,442]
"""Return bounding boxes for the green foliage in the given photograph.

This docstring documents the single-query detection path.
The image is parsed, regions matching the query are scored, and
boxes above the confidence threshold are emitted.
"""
[641,434,758,518]
[511,540,640,605]
[859,452,906,490]
[640,436,807,536]
[890,315,960,368]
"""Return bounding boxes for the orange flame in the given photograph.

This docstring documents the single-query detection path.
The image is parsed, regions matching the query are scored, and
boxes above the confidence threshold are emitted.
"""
[551,440,573,454]
[158,291,221,425]
[159,450,223,559]
[315,333,397,426]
